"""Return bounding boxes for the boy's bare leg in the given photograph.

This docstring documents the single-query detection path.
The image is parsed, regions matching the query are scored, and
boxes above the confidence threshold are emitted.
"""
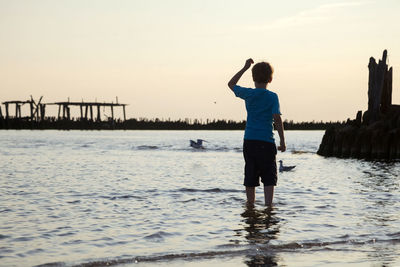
[264,186,274,206]
[246,186,256,205]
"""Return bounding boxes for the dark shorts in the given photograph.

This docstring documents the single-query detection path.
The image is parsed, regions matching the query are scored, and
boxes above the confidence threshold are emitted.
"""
[243,139,277,187]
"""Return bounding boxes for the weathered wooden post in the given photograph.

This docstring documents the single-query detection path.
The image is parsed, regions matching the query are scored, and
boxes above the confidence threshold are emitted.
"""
[5,103,9,119]
[63,104,66,120]
[381,67,393,114]
[36,105,40,121]
[30,101,34,120]
[367,50,389,122]
[90,105,93,121]
[40,104,46,120]
[123,105,126,121]
[318,50,398,159]
[80,104,83,120]
[97,105,101,121]
[85,105,88,120]
[111,105,114,121]
[57,104,61,119]
[66,106,71,120]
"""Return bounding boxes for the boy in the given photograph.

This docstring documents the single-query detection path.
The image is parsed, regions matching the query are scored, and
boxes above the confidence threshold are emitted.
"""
[228,58,286,206]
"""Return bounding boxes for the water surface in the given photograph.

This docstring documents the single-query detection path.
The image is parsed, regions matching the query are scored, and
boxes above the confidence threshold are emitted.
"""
[0,130,399,266]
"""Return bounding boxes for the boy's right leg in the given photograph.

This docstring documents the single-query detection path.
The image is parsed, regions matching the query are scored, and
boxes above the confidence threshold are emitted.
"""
[246,186,256,205]
[264,186,274,206]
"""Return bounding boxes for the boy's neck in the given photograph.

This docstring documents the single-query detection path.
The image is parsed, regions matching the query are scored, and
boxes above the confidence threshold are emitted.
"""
[254,82,268,89]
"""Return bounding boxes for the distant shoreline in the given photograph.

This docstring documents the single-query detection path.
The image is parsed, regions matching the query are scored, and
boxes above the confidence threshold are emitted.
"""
[0,118,344,131]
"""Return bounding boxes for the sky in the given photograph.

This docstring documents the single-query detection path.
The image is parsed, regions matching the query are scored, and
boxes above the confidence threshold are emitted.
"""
[1,0,400,122]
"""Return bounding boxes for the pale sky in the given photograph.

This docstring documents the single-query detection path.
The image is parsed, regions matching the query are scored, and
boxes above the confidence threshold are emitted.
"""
[1,0,399,122]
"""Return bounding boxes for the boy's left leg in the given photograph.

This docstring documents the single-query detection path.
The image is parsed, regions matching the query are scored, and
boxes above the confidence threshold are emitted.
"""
[264,186,274,206]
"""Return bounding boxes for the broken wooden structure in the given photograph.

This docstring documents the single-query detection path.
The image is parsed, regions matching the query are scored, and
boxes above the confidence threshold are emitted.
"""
[0,96,45,121]
[317,50,400,160]
[0,97,127,124]
[46,100,127,122]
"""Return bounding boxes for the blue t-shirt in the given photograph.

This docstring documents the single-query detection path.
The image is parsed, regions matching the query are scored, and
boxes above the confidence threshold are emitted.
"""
[233,85,281,143]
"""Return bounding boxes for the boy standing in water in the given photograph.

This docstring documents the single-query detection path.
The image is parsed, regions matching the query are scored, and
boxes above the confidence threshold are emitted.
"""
[228,58,286,206]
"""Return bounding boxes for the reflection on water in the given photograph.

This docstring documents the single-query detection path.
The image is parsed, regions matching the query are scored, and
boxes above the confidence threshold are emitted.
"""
[240,205,280,244]
[239,205,280,266]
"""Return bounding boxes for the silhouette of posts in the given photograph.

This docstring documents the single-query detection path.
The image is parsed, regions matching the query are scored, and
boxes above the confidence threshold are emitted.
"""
[367,49,392,122]
[318,50,399,160]
[48,100,127,122]
[0,98,45,129]
[1,97,128,130]
[2,100,32,119]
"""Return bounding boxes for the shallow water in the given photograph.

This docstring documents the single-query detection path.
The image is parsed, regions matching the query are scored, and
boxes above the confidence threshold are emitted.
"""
[0,130,399,267]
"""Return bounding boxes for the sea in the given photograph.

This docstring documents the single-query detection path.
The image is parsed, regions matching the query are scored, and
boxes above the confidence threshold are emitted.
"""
[0,130,399,267]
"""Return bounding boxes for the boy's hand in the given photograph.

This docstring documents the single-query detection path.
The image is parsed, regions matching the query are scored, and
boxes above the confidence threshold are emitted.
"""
[278,141,286,152]
[227,58,254,91]
[244,58,254,70]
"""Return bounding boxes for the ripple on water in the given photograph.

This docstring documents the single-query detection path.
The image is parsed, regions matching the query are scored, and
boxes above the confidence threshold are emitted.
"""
[144,231,176,241]
[12,236,35,242]
[0,234,11,239]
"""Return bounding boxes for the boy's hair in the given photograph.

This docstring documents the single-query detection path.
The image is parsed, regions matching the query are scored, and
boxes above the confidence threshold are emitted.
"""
[251,62,274,83]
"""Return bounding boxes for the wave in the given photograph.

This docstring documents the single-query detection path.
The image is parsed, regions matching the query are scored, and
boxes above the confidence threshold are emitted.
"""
[144,231,177,241]
[128,144,316,154]
[33,236,400,267]
[177,188,242,193]
[100,194,144,201]
[136,145,159,150]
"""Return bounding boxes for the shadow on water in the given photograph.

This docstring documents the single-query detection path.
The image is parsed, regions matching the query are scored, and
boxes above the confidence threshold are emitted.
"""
[237,205,281,266]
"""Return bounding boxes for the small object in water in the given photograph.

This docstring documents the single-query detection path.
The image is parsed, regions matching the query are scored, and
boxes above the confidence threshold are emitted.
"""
[190,139,206,149]
[279,160,296,172]
[291,150,307,154]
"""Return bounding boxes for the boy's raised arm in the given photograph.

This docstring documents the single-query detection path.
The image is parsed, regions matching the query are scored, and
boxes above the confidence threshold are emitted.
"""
[228,58,254,91]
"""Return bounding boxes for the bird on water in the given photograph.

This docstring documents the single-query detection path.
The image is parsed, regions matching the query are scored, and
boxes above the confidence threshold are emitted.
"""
[279,160,296,172]
[190,139,206,149]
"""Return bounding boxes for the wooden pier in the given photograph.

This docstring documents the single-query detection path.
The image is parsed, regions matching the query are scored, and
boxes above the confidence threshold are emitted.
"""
[46,101,127,121]
[0,97,127,122]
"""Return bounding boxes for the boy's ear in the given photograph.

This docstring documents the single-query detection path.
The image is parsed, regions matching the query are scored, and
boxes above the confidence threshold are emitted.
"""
[269,77,273,83]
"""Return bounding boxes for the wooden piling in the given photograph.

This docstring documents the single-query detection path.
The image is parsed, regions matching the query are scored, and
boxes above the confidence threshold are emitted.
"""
[318,50,399,160]
[97,105,101,121]
[66,106,71,120]
[62,105,66,119]
[5,103,9,119]
[40,104,46,120]
[381,67,393,114]
[30,102,35,120]
[123,106,126,121]
[85,105,88,120]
